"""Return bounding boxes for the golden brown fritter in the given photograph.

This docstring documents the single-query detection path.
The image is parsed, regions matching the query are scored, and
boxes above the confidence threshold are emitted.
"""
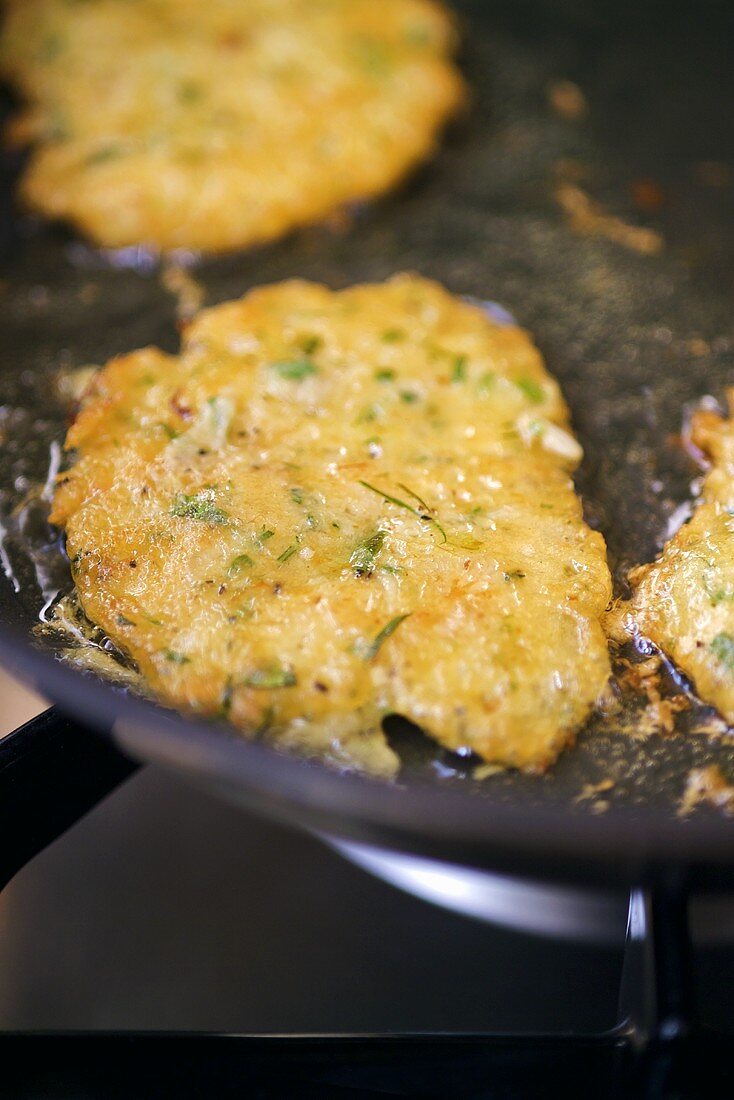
[51,275,612,774]
[626,394,734,724]
[0,0,465,253]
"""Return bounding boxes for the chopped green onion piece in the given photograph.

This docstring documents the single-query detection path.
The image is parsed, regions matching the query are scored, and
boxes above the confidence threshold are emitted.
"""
[517,377,545,403]
[299,334,322,354]
[350,530,386,576]
[243,666,297,689]
[164,650,190,664]
[375,369,396,382]
[357,403,380,423]
[86,145,122,166]
[277,545,298,564]
[710,632,734,670]
[178,81,203,102]
[220,678,234,716]
[272,357,318,381]
[228,554,255,576]
[451,355,468,383]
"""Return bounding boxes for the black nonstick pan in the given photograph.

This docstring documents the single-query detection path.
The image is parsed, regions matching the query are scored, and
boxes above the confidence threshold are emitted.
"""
[1,0,734,900]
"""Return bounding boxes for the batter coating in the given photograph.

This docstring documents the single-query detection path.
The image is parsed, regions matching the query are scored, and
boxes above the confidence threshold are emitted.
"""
[627,394,734,724]
[51,275,611,774]
[0,0,465,253]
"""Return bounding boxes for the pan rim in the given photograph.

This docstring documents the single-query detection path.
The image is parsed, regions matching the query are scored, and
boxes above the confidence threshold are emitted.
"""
[2,617,734,884]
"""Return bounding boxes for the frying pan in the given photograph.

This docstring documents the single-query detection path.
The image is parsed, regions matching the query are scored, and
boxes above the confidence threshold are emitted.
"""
[1,0,734,898]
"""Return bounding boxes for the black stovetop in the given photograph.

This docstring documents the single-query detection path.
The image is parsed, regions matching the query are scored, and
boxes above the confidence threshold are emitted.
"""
[0,763,731,1038]
[0,765,618,1034]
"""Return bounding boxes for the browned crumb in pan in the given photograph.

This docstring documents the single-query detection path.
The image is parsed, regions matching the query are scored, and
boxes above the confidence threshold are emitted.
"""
[679,765,734,817]
[554,182,664,256]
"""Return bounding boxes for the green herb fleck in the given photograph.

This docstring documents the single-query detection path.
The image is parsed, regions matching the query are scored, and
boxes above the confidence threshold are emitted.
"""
[178,81,203,103]
[405,24,433,45]
[375,368,396,382]
[39,32,64,61]
[170,489,229,525]
[504,570,527,581]
[86,145,122,166]
[359,480,423,517]
[711,633,734,670]
[517,377,545,403]
[272,357,318,381]
[243,665,297,689]
[478,372,495,392]
[703,570,734,605]
[400,391,420,404]
[451,355,468,383]
[360,613,412,661]
[353,35,391,75]
[381,328,404,343]
[47,109,70,142]
[116,614,135,627]
[220,678,234,717]
[350,530,387,576]
[358,480,446,543]
[164,650,190,665]
[290,487,305,505]
[357,403,380,424]
[299,334,322,354]
[228,553,255,576]
[396,482,447,544]
[259,528,275,541]
[277,545,298,564]
[159,422,179,440]
[396,482,432,514]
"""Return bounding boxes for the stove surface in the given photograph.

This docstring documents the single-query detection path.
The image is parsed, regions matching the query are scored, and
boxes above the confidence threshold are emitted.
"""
[0,763,730,1036]
[0,764,619,1034]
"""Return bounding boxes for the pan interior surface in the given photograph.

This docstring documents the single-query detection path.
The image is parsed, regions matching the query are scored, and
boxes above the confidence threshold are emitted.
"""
[1,0,734,867]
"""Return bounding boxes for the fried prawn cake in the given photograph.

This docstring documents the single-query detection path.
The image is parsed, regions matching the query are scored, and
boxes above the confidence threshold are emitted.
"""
[0,0,465,253]
[51,274,612,776]
[625,393,734,724]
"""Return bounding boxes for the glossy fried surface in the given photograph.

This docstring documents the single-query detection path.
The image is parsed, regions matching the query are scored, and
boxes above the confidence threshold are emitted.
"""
[0,0,465,252]
[51,275,611,774]
[627,395,734,724]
